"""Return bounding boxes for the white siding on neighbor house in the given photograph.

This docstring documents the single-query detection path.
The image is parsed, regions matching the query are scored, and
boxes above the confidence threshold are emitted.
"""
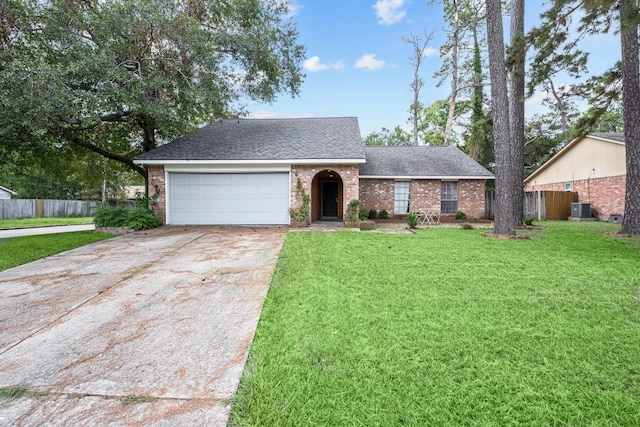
[526,136,626,186]
[167,172,290,225]
[0,186,15,200]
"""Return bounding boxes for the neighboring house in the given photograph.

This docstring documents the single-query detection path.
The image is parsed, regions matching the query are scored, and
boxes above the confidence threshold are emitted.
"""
[0,185,16,200]
[524,132,626,219]
[134,117,494,225]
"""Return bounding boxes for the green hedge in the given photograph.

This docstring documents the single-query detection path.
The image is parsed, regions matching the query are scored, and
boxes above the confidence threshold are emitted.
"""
[94,206,160,231]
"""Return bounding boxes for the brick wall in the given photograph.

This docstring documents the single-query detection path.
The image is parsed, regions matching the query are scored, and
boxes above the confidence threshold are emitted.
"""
[458,180,487,218]
[291,164,360,220]
[525,175,626,219]
[359,179,395,214]
[148,165,166,224]
[359,178,487,218]
[411,181,442,213]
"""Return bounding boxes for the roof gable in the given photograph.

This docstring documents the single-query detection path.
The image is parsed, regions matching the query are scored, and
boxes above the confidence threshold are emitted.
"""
[360,146,494,178]
[590,132,625,144]
[0,185,16,195]
[135,117,366,163]
[524,132,625,183]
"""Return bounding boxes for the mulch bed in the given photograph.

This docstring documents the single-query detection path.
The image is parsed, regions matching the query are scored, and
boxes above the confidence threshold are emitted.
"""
[374,217,492,225]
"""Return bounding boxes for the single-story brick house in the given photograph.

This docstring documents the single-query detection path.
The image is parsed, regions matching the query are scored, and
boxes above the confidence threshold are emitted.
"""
[524,132,625,219]
[0,185,16,200]
[359,146,493,218]
[134,117,493,225]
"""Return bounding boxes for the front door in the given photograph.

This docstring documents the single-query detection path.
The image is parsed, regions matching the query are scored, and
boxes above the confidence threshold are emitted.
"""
[322,182,338,218]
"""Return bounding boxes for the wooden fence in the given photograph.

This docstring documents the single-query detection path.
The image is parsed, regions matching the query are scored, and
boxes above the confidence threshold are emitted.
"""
[0,199,99,220]
[485,191,577,221]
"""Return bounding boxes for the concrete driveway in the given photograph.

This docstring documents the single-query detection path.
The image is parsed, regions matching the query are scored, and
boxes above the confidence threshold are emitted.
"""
[0,226,287,426]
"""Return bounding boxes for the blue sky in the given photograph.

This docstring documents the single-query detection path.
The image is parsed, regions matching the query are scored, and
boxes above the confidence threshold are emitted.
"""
[247,1,621,137]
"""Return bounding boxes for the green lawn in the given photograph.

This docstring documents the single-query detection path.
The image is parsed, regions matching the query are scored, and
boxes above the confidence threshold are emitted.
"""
[0,217,94,229]
[230,222,640,426]
[0,232,113,271]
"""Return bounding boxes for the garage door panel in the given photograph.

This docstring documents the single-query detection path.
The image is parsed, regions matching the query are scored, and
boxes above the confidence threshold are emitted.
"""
[168,172,289,225]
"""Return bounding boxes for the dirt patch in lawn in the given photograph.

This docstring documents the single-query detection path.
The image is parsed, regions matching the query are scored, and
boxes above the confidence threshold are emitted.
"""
[483,232,532,240]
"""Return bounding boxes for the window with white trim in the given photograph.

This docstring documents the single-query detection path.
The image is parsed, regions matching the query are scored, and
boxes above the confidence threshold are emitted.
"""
[564,182,572,191]
[441,181,458,214]
[394,181,411,214]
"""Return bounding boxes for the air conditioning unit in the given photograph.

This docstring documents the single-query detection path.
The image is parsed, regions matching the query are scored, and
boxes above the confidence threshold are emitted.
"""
[571,203,591,218]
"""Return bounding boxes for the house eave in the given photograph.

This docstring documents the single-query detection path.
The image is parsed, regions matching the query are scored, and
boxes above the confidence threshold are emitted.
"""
[0,185,16,195]
[524,133,625,184]
[134,158,367,166]
[359,175,494,180]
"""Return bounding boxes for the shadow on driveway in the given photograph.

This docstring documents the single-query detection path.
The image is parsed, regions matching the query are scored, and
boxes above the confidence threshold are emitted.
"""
[0,226,287,426]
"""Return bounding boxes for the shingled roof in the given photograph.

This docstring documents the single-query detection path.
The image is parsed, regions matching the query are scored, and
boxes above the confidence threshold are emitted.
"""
[590,132,625,144]
[360,146,494,178]
[135,117,366,162]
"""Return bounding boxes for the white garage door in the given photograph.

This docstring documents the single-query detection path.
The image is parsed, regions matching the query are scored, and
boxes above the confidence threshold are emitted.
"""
[168,173,290,225]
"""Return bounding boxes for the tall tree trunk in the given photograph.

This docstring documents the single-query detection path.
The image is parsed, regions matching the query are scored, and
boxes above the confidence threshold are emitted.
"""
[509,0,525,227]
[444,0,459,147]
[620,0,640,235]
[486,0,515,235]
[469,32,484,162]
[403,32,433,146]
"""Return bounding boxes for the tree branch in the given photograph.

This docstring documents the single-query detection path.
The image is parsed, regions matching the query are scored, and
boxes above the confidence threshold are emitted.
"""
[66,110,133,127]
[62,132,147,178]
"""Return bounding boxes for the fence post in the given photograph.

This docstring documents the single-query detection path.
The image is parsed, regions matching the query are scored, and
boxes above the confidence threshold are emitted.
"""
[537,191,542,221]
[35,199,44,218]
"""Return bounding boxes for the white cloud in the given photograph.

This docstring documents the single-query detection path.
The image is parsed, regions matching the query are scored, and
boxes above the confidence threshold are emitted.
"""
[331,60,346,71]
[526,91,548,107]
[373,0,407,25]
[274,0,301,17]
[355,53,387,70]
[303,56,345,72]
[304,56,330,72]
[422,46,438,58]
[287,2,302,17]
[526,85,573,107]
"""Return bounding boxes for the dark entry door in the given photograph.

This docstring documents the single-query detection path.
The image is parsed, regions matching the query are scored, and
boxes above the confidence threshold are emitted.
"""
[322,182,338,217]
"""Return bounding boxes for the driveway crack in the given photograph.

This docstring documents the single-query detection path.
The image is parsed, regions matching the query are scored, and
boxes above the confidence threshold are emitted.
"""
[0,233,208,357]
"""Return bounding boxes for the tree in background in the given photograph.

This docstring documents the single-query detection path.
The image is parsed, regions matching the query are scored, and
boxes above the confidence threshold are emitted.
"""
[419,99,451,146]
[363,126,413,146]
[403,31,434,146]
[524,111,577,176]
[432,0,487,147]
[0,140,139,200]
[465,36,493,169]
[0,0,305,190]
[442,0,459,146]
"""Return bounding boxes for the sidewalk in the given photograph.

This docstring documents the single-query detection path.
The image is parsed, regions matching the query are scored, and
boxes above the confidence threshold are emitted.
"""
[0,224,95,239]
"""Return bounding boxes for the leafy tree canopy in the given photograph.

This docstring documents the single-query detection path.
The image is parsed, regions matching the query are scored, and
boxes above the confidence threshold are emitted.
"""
[363,126,412,146]
[0,0,306,181]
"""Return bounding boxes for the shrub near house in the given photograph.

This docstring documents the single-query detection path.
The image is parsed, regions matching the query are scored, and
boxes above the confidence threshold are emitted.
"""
[94,206,160,231]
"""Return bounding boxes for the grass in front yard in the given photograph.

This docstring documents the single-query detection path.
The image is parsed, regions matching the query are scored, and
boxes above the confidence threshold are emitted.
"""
[230,222,640,426]
[0,231,113,271]
[0,217,94,229]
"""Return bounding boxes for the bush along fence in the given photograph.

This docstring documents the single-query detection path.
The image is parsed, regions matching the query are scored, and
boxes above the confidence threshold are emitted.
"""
[485,191,577,221]
[0,199,99,220]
